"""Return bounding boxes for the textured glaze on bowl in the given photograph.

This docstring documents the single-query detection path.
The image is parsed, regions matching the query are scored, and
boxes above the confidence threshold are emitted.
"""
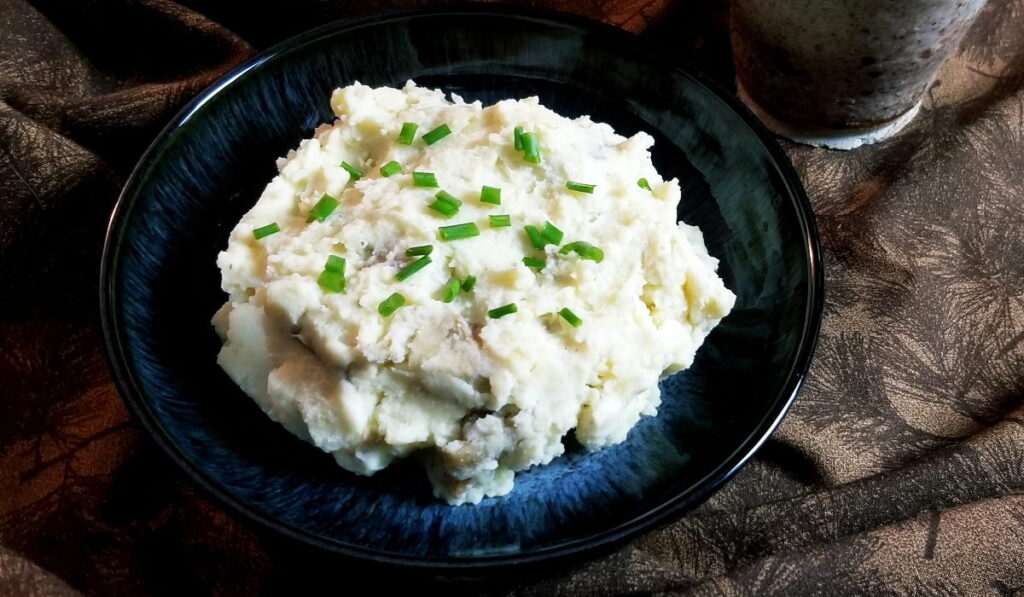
[100,6,822,570]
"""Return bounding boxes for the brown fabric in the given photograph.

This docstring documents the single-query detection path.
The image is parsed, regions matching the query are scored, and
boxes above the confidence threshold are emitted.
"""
[2,0,1023,594]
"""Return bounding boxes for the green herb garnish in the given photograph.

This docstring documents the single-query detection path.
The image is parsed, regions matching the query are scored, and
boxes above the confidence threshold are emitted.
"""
[522,132,541,163]
[524,225,545,251]
[559,241,604,263]
[412,172,439,188]
[559,307,583,327]
[638,178,652,191]
[461,275,477,292]
[441,279,462,303]
[422,123,452,145]
[523,257,545,270]
[378,292,406,316]
[396,255,432,281]
[488,303,518,319]
[317,271,345,293]
[439,222,480,241]
[405,245,433,257]
[480,185,501,205]
[513,126,524,151]
[324,255,345,273]
[489,214,511,228]
[307,194,339,222]
[398,123,418,145]
[566,181,595,194]
[380,161,402,177]
[541,221,563,245]
[252,223,280,239]
[317,255,346,293]
[340,161,363,181]
[429,190,462,218]
[429,201,458,218]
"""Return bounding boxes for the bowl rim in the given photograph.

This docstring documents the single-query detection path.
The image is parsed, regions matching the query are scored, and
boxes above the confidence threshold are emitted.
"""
[99,3,824,571]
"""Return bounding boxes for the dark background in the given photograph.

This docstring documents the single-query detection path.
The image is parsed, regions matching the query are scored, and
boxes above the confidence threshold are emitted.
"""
[2,0,1023,594]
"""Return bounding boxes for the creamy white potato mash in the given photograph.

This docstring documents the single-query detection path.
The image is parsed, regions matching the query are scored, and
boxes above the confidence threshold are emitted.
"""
[213,82,735,505]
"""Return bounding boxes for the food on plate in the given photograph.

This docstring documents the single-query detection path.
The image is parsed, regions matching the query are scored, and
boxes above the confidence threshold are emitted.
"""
[212,81,735,505]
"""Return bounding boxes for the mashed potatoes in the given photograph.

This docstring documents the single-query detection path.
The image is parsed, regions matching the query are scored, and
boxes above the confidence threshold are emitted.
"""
[213,82,735,505]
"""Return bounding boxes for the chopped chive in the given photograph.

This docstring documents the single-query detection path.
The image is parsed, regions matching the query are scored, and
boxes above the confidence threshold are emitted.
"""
[488,303,518,319]
[378,292,406,316]
[429,201,459,216]
[317,255,346,292]
[307,193,340,222]
[541,221,564,245]
[480,185,501,205]
[559,307,583,327]
[566,181,596,194]
[380,161,402,177]
[559,241,605,263]
[429,190,461,218]
[524,225,545,251]
[422,123,452,145]
[522,132,541,163]
[396,255,432,281]
[252,223,280,239]
[324,255,346,273]
[513,126,524,151]
[412,172,438,188]
[435,190,461,206]
[398,123,418,145]
[405,245,433,257]
[340,161,363,181]
[489,214,511,228]
[439,222,480,241]
[429,201,458,218]
[523,257,545,270]
[461,275,476,292]
[441,279,462,303]
[638,178,652,191]
[317,270,345,293]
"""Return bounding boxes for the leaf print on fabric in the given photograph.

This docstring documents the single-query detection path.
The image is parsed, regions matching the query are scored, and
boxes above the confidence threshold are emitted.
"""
[960,0,1024,66]
[795,333,946,473]
[878,298,1023,435]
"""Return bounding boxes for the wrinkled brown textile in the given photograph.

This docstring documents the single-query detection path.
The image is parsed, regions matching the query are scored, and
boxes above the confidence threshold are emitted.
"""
[2,0,1023,594]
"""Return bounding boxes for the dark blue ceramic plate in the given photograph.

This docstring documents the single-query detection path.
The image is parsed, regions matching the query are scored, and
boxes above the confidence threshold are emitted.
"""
[100,6,822,571]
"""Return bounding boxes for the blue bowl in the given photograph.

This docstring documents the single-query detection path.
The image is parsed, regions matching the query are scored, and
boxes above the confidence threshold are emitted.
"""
[100,6,822,571]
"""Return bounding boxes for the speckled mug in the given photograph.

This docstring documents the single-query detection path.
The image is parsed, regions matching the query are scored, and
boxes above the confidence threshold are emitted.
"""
[731,0,987,149]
